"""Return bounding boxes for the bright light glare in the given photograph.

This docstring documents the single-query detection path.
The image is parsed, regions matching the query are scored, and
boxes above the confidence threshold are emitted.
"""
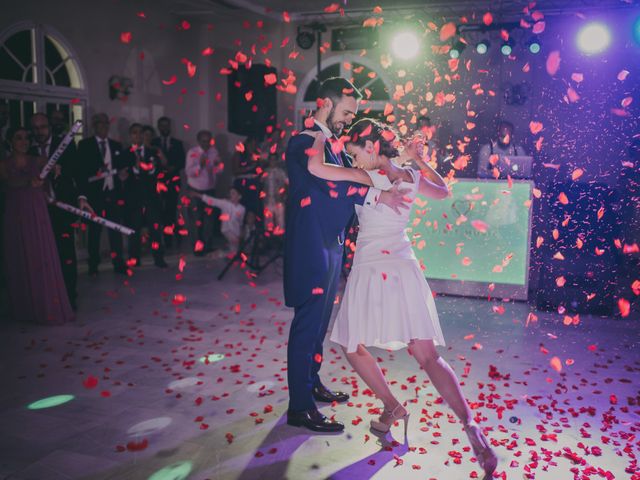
[27,395,74,410]
[476,42,488,54]
[391,32,420,60]
[577,22,611,54]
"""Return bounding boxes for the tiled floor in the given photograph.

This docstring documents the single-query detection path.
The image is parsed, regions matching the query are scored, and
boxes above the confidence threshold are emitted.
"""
[0,252,638,480]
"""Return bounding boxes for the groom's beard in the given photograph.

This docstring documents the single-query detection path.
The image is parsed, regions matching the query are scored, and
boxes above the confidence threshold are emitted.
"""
[326,108,345,136]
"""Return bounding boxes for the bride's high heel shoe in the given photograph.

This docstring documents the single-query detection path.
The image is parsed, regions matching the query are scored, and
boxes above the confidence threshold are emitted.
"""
[464,421,498,479]
[370,404,410,437]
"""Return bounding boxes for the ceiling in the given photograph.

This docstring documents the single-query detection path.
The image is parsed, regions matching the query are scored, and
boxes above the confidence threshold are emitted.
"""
[172,0,639,23]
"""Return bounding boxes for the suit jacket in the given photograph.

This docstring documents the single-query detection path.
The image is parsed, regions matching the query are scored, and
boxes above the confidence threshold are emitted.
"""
[29,136,80,206]
[283,123,375,308]
[77,137,129,203]
[124,145,163,204]
[152,136,185,173]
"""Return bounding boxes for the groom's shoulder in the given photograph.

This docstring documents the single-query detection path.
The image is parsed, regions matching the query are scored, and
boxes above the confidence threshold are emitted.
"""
[286,130,315,153]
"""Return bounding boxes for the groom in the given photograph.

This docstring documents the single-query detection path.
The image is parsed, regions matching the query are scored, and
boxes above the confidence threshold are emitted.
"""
[284,77,410,432]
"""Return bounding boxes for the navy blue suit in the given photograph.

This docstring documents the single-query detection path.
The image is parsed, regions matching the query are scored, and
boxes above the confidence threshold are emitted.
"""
[284,124,377,412]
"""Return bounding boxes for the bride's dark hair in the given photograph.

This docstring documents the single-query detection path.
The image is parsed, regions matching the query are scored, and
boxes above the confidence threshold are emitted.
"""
[346,118,400,159]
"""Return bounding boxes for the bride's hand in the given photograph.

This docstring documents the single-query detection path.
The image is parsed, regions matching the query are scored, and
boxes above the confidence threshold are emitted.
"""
[404,135,426,161]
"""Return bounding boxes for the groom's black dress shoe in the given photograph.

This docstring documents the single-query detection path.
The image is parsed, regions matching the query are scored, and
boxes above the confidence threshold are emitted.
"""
[312,384,349,403]
[287,409,345,432]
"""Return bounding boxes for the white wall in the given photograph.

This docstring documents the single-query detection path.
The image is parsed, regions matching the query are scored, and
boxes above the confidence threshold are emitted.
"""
[2,0,202,145]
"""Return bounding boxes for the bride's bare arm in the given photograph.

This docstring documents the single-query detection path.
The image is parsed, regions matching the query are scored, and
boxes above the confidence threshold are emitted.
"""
[417,164,449,199]
[400,135,449,199]
[305,132,373,187]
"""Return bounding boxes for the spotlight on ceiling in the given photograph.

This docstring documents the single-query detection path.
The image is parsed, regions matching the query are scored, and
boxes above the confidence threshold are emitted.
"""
[500,41,513,56]
[475,40,490,55]
[296,27,315,50]
[576,22,611,54]
[391,31,420,60]
[528,38,541,54]
[450,39,466,59]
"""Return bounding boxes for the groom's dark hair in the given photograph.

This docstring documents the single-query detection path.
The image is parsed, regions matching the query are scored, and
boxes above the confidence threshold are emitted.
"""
[317,77,362,105]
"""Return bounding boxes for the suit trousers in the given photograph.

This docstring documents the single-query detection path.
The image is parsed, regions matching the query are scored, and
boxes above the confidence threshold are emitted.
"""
[88,191,125,270]
[287,245,342,412]
[127,191,165,261]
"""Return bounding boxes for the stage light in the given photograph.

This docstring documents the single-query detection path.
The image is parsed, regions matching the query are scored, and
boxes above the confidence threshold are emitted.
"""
[199,353,225,364]
[391,31,420,60]
[27,395,74,410]
[528,38,541,54]
[148,461,193,480]
[296,28,315,50]
[500,42,513,56]
[476,40,489,55]
[577,22,611,54]
[450,39,466,59]
[633,16,640,45]
[128,417,173,437]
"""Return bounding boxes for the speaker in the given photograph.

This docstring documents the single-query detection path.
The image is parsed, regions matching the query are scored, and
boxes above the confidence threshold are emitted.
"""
[228,64,277,140]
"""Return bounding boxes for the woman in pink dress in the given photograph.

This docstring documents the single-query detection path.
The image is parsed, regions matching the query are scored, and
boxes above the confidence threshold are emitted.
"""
[0,127,75,325]
[304,118,497,479]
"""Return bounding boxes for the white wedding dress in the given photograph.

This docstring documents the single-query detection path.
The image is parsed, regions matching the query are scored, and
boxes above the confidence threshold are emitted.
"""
[330,168,445,353]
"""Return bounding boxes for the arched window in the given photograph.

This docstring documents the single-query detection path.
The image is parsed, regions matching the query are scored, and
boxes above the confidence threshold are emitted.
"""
[0,22,87,138]
[295,55,392,128]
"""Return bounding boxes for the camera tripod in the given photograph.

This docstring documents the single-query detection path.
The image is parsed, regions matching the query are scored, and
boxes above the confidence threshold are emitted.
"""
[217,221,283,280]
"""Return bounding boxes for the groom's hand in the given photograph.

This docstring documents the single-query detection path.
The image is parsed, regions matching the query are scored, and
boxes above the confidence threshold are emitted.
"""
[379,180,411,214]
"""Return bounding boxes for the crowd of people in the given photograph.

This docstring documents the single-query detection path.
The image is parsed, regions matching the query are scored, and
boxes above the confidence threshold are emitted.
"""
[0,109,289,325]
[0,96,532,329]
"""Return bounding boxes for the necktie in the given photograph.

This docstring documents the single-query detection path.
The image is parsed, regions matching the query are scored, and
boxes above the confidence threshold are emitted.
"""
[163,136,168,152]
[41,144,48,158]
[100,140,113,191]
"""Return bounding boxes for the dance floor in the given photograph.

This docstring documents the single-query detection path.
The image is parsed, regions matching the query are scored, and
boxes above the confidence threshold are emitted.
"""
[0,254,638,480]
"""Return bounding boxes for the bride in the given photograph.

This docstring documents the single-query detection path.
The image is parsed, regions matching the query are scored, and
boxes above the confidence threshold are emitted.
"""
[304,118,498,478]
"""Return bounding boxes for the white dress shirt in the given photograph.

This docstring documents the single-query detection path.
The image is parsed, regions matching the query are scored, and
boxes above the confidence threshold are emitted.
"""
[185,145,220,191]
[201,194,246,238]
[96,136,114,191]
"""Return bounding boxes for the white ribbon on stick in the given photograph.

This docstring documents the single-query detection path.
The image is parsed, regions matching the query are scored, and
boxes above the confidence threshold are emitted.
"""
[52,201,135,236]
[88,169,117,183]
[39,120,83,180]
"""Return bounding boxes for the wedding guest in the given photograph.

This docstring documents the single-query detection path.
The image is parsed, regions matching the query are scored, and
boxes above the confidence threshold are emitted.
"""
[185,129,223,256]
[232,136,261,231]
[152,116,185,248]
[191,187,245,255]
[124,124,168,268]
[0,126,75,324]
[30,113,93,310]
[477,120,527,179]
[261,152,287,235]
[77,113,129,275]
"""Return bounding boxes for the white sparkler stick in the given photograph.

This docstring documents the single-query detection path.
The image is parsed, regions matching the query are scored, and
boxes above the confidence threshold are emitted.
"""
[88,169,118,183]
[53,201,135,235]
[39,120,83,180]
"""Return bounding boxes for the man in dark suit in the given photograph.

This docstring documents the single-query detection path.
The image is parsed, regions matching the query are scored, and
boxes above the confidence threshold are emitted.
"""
[29,113,93,309]
[125,124,168,268]
[77,113,129,276]
[152,116,185,248]
[284,78,409,432]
